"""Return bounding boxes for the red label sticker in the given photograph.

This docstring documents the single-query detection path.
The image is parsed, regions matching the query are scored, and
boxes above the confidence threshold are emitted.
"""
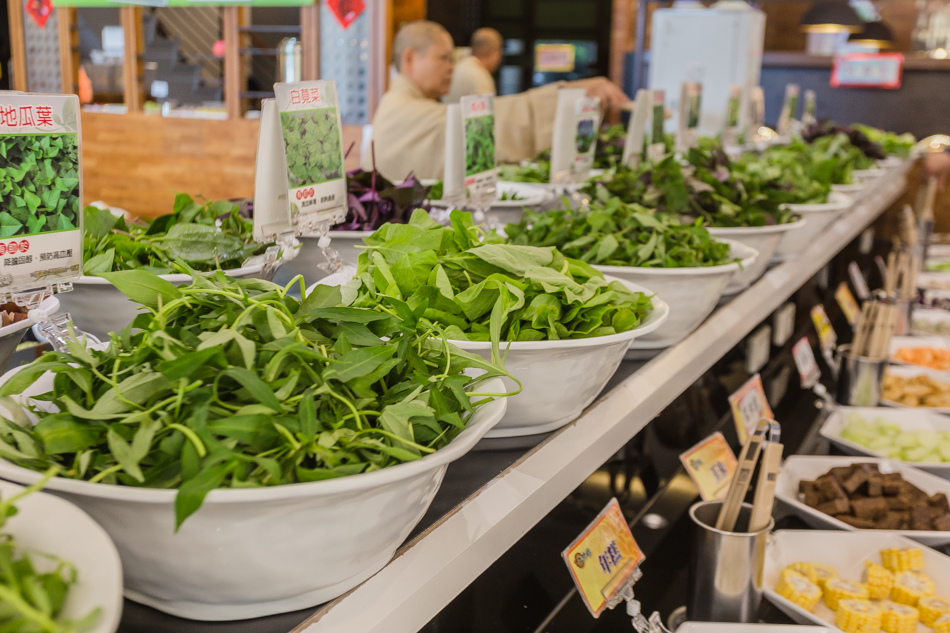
[326,0,365,30]
[25,0,53,28]
[19,240,29,254]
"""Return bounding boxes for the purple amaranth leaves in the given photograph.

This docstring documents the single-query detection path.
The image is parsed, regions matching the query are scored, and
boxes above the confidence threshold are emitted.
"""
[332,169,433,232]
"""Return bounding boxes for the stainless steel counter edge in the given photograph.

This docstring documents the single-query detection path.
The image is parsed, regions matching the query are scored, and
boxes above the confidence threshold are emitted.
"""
[295,178,905,633]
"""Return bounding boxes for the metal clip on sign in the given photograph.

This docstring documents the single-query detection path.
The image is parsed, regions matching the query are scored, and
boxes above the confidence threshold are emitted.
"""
[716,419,783,533]
[28,306,99,353]
[628,591,673,633]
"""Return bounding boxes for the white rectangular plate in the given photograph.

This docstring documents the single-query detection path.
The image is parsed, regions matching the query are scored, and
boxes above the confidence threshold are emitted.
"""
[912,309,950,337]
[820,406,950,479]
[765,530,950,633]
[776,455,950,546]
[889,336,950,368]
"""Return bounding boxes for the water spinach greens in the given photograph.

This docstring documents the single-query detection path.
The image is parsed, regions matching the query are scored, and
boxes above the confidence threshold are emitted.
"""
[345,209,654,363]
[0,270,507,528]
[464,115,495,176]
[505,199,733,268]
[82,194,273,275]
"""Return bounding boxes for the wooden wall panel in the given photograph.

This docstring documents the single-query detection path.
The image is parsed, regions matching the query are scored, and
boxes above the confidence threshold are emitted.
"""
[81,112,364,219]
[761,2,919,52]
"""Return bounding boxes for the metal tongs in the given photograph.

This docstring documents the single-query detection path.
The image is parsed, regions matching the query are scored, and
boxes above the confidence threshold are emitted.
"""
[715,419,783,533]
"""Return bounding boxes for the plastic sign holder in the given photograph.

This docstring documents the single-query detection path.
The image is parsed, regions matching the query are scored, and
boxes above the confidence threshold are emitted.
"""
[622,89,651,168]
[460,94,498,210]
[776,83,800,137]
[792,336,836,410]
[562,498,645,618]
[747,86,766,144]
[679,432,738,501]
[722,85,742,147]
[550,88,600,185]
[0,92,83,307]
[802,88,817,127]
[675,82,702,153]
[729,373,774,444]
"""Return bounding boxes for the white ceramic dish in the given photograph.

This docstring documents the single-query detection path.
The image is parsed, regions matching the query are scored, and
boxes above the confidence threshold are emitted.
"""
[882,365,950,413]
[449,277,669,437]
[820,406,950,479]
[708,219,804,294]
[776,455,950,546]
[831,181,868,198]
[596,240,757,349]
[889,336,950,369]
[677,625,827,633]
[58,250,296,340]
[918,271,950,290]
[428,181,549,210]
[0,377,507,620]
[765,530,950,632]
[773,192,854,261]
[0,479,123,633]
[912,309,950,337]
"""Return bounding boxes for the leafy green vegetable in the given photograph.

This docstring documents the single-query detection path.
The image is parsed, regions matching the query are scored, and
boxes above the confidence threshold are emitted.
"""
[0,467,101,633]
[498,162,550,184]
[506,198,734,268]
[82,194,272,275]
[346,209,654,365]
[464,115,495,176]
[852,124,916,159]
[499,190,525,201]
[0,270,507,528]
[0,134,80,238]
[280,108,344,188]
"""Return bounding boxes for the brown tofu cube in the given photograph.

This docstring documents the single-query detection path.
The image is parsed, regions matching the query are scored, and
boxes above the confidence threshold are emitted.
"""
[817,498,851,516]
[934,514,950,532]
[888,495,912,511]
[800,480,818,496]
[830,466,855,484]
[911,503,933,530]
[844,468,870,495]
[837,515,878,529]
[818,475,848,502]
[803,490,822,508]
[852,497,889,520]
[867,474,884,497]
[882,473,903,496]
[877,513,904,530]
[931,493,950,513]
[902,481,929,502]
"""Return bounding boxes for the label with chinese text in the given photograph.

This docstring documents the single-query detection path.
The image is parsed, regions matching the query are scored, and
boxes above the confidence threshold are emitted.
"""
[810,304,837,352]
[680,432,738,501]
[729,373,774,444]
[835,282,860,327]
[460,94,497,207]
[648,89,666,161]
[724,85,742,142]
[273,80,347,233]
[792,336,821,387]
[562,498,645,618]
[550,89,598,184]
[0,93,82,297]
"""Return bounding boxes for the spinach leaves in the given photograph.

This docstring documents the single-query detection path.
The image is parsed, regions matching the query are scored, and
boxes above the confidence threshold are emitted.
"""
[0,134,80,238]
[82,194,271,275]
[346,210,654,367]
[464,115,495,176]
[0,270,507,527]
[280,108,344,188]
[505,198,733,268]
[498,162,550,184]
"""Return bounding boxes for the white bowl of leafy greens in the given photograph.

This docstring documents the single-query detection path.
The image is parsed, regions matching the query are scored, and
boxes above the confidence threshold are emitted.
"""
[315,209,669,438]
[773,192,854,261]
[0,271,510,621]
[708,218,806,294]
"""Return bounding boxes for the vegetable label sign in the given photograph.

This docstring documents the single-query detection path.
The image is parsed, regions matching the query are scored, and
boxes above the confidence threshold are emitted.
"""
[802,89,817,126]
[729,373,773,444]
[676,82,702,153]
[0,93,82,298]
[273,80,347,234]
[562,498,645,617]
[723,85,742,146]
[460,94,497,207]
[550,88,600,184]
[647,89,666,161]
[680,432,738,501]
[622,89,650,168]
[776,84,800,137]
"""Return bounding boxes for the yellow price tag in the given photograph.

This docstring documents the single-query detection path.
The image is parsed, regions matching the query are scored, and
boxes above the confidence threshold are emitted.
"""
[728,373,774,444]
[835,282,860,327]
[679,432,738,501]
[562,498,645,618]
[810,304,837,351]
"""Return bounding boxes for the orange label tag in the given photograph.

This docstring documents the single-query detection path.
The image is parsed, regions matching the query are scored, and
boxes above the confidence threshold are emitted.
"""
[679,432,738,501]
[835,283,860,327]
[562,498,645,618]
[729,373,774,444]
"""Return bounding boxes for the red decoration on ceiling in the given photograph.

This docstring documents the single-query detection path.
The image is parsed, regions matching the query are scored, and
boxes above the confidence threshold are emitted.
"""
[326,0,365,30]
[25,0,53,28]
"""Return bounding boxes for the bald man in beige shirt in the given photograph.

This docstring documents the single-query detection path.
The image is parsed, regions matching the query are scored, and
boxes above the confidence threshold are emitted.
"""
[443,28,503,104]
[366,20,627,182]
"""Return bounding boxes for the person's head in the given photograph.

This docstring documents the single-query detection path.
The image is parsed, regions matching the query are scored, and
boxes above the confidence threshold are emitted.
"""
[471,28,503,73]
[393,20,454,99]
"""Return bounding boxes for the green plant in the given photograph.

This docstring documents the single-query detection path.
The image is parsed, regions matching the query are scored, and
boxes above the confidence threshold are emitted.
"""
[498,162,550,184]
[280,108,344,188]
[465,115,495,176]
[499,190,525,201]
[0,134,80,237]
[0,270,507,528]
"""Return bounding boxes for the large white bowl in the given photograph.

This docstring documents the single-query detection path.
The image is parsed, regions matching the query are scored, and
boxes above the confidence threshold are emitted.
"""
[449,277,669,438]
[58,253,295,340]
[776,455,950,547]
[595,240,758,349]
[831,181,868,200]
[273,230,371,291]
[773,192,854,261]
[427,181,552,229]
[819,405,950,479]
[0,479,123,633]
[708,219,805,294]
[0,376,507,621]
[765,530,950,631]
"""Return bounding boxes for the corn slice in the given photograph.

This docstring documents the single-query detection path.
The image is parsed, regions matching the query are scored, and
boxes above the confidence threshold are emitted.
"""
[879,600,919,633]
[892,571,936,607]
[863,561,895,600]
[935,612,950,633]
[918,595,950,627]
[776,569,822,611]
[785,562,818,584]
[881,547,925,573]
[824,578,870,611]
[836,599,882,633]
[811,562,840,589]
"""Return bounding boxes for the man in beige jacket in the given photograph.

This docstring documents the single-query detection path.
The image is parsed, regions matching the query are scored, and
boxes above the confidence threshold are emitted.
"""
[367,20,627,181]
[443,28,503,104]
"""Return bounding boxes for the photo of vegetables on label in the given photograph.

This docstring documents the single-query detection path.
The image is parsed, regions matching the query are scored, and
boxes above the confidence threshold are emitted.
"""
[464,114,495,177]
[0,133,79,238]
[279,107,344,188]
[575,119,596,154]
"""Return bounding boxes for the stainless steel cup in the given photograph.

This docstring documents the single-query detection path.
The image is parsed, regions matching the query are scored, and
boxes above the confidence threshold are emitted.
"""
[687,500,773,623]
[835,344,887,406]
